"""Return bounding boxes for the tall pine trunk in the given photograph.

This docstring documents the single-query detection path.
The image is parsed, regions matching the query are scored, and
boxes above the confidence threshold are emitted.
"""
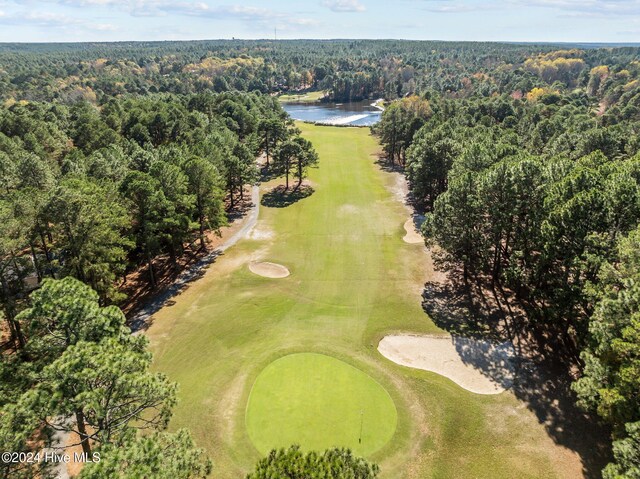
[75,411,92,455]
[285,159,290,190]
[29,244,42,282]
[294,158,302,190]
[146,252,156,288]
[39,233,55,277]
[13,319,25,351]
[228,180,235,211]
[199,216,206,251]
[1,275,25,350]
[197,195,207,251]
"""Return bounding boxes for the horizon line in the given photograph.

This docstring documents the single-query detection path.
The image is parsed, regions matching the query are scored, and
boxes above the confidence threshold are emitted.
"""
[0,38,639,47]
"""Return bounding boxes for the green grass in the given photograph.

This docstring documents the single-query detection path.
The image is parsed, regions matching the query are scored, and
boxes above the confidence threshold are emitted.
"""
[278,90,327,103]
[147,124,579,478]
[246,353,397,456]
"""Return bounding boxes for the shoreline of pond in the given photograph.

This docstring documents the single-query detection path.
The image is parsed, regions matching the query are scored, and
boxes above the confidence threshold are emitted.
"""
[282,99,384,127]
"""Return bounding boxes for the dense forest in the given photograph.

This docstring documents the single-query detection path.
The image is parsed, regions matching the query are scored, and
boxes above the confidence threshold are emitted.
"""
[1,39,640,478]
[374,46,640,479]
[0,64,316,478]
[2,40,639,103]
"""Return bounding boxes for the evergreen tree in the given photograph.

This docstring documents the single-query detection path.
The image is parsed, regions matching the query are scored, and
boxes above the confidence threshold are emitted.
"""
[183,156,226,250]
[247,445,379,479]
[23,337,176,455]
[78,429,212,479]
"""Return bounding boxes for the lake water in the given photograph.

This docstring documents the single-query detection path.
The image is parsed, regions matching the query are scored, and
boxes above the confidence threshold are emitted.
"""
[282,100,382,126]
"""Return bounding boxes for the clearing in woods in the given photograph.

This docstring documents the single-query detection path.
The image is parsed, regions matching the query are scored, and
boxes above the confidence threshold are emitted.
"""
[146,124,585,478]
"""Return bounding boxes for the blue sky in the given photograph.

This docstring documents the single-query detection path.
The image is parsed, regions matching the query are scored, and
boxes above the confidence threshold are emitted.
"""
[0,0,638,43]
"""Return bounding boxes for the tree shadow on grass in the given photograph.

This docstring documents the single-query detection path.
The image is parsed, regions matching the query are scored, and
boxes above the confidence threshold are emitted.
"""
[421,265,612,478]
[261,185,315,208]
[127,249,222,333]
[373,156,426,214]
[374,155,404,174]
[260,165,281,182]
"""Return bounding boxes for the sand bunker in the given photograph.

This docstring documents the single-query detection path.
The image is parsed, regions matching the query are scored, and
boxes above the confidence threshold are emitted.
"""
[378,334,515,394]
[403,218,423,244]
[249,261,290,278]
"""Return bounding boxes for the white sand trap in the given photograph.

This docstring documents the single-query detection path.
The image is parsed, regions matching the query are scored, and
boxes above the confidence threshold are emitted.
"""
[403,218,423,244]
[249,261,290,278]
[378,335,515,394]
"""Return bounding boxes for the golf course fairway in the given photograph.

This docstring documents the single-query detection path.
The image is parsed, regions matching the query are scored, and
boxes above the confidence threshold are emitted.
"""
[246,353,397,456]
[146,124,587,478]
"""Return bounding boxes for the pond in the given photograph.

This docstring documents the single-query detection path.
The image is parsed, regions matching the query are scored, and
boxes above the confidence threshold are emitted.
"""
[282,100,383,126]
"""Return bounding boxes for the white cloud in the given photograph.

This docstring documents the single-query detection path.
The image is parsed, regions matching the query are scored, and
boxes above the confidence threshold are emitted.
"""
[93,22,118,30]
[288,17,318,25]
[0,9,119,31]
[523,0,640,16]
[0,11,81,26]
[164,3,319,29]
[425,3,485,12]
[37,0,318,28]
[421,0,640,16]
[321,0,365,12]
[420,0,501,13]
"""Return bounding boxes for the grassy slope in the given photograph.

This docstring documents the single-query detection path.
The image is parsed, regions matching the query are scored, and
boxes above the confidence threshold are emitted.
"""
[147,124,579,479]
[278,91,327,103]
[245,352,397,456]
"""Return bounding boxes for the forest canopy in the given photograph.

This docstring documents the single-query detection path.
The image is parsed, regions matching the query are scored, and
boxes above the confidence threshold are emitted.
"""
[1,38,640,478]
[373,42,640,479]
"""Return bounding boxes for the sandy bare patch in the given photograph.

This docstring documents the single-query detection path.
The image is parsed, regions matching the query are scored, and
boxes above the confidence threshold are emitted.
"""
[248,223,275,241]
[337,204,360,216]
[403,218,424,244]
[378,334,515,395]
[65,431,84,477]
[218,372,248,440]
[385,170,409,207]
[249,261,290,278]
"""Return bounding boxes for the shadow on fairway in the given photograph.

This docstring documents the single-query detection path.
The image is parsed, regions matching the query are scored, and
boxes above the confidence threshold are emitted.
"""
[421,267,612,479]
[375,156,405,174]
[261,185,315,208]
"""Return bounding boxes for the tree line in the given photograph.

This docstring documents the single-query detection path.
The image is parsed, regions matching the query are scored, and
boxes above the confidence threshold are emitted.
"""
[374,51,640,478]
[2,40,639,105]
[3,38,639,477]
[0,91,316,343]
[0,86,324,476]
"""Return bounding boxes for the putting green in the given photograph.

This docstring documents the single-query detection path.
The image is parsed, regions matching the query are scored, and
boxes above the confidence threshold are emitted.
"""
[245,353,397,456]
[148,125,583,478]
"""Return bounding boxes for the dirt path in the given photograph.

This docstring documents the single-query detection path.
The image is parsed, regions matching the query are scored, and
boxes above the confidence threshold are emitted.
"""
[43,423,70,479]
[129,185,259,332]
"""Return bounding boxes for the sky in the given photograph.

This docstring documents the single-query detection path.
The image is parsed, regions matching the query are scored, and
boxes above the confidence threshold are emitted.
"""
[0,0,639,43]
